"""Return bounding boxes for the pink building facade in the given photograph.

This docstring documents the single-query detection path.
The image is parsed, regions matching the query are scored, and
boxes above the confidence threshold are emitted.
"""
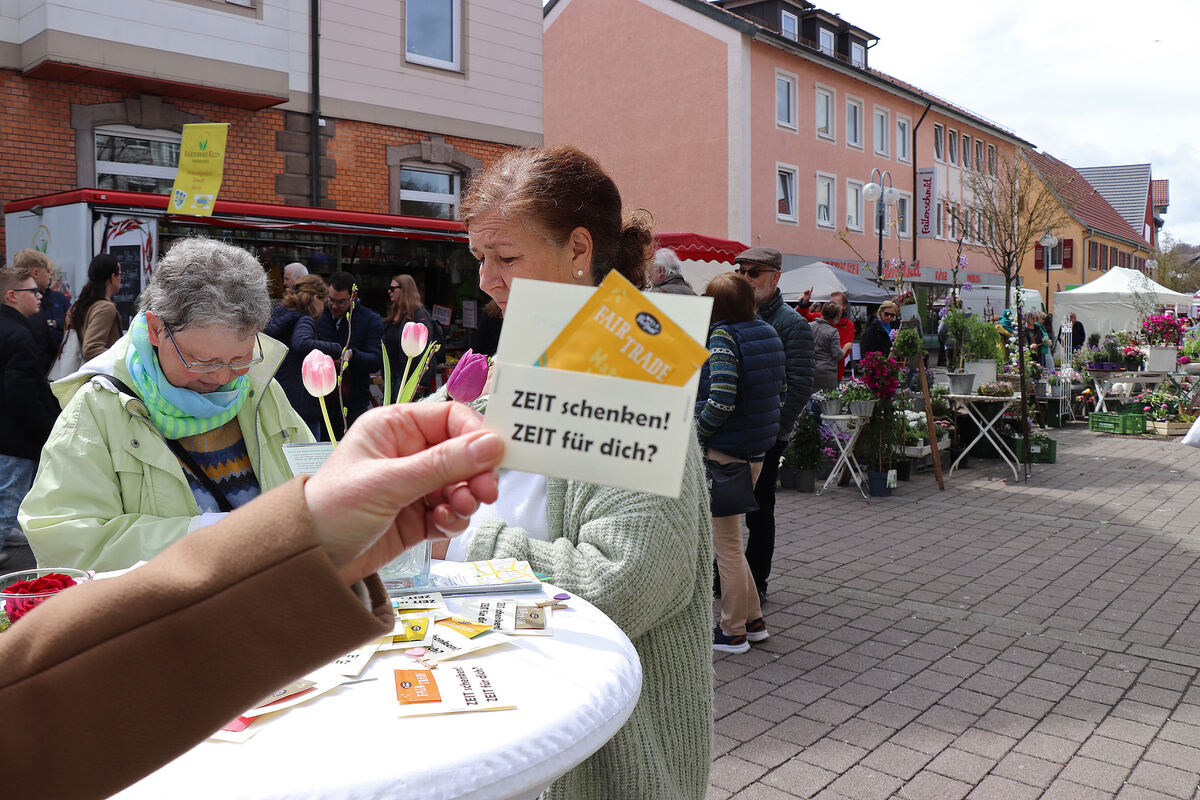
[544,0,1035,290]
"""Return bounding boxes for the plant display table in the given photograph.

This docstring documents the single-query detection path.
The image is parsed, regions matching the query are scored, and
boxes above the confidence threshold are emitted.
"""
[947,394,1021,481]
[815,414,869,499]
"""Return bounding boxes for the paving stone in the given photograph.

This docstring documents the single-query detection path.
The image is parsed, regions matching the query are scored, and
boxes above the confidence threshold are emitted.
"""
[1056,755,1131,793]
[769,716,834,747]
[730,736,802,769]
[1127,761,1200,798]
[710,756,770,793]
[759,758,837,798]
[828,718,895,750]
[1040,778,1114,800]
[826,765,902,800]
[860,742,931,781]
[1076,735,1146,768]
[993,751,1063,788]
[965,775,1044,800]
[794,738,869,773]
[895,771,971,800]
[1094,716,1161,747]
[924,747,995,783]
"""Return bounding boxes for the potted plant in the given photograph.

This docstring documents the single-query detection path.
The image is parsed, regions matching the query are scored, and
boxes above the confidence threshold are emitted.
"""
[963,316,1001,383]
[813,389,843,417]
[1181,332,1200,375]
[859,401,903,497]
[1143,314,1185,371]
[840,380,877,417]
[784,409,821,492]
[944,306,975,395]
[1121,345,1146,371]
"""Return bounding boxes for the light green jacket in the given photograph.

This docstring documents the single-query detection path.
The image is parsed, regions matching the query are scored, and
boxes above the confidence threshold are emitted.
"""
[21,333,313,571]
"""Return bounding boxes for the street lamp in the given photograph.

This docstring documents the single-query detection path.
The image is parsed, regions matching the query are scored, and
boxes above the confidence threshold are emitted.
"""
[1039,231,1058,313]
[863,168,898,275]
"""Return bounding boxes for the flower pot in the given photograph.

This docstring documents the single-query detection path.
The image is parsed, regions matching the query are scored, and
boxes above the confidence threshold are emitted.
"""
[965,358,998,384]
[849,399,877,417]
[1146,346,1178,372]
[1185,362,1200,376]
[819,399,844,417]
[896,460,912,481]
[797,469,816,493]
[778,466,798,489]
[867,470,891,496]
[948,372,976,395]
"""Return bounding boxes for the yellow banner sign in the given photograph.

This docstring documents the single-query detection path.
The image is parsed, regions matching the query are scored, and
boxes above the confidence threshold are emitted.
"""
[169,123,230,216]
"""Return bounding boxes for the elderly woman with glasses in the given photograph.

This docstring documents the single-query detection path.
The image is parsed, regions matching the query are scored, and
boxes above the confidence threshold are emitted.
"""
[861,300,900,358]
[22,238,314,571]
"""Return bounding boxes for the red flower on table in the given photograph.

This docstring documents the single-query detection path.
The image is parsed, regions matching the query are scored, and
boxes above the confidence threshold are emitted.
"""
[3,572,78,623]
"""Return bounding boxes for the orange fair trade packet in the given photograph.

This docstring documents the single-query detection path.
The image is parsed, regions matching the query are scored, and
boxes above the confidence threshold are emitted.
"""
[536,270,709,387]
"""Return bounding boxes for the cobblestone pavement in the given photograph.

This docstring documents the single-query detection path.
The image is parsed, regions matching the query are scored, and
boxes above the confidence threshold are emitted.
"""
[710,424,1200,800]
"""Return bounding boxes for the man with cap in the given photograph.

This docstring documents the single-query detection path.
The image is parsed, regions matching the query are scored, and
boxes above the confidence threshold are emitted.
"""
[734,246,814,602]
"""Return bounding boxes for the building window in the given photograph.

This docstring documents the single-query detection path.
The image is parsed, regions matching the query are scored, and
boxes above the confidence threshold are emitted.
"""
[846,180,863,231]
[819,28,834,55]
[781,10,798,41]
[948,202,958,240]
[816,173,835,227]
[936,201,943,238]
[815,87,835,140]
[897,193,911,237]
[975,140,984,173]
[846,98,863,149]
[850,42,865,68]
[95,125,181,194]
[1088,241,1098,270]
[896,117,910,162]
[947,128,958,165]
[934,124,944,161]
[987,144,996,175]
[873,108,889,156]
[1049,241,1064,269]
[398,166,460,219]
[961,135,971,170]
[777,165,798,222]
[405,0,461,71]
[775,71,797,130]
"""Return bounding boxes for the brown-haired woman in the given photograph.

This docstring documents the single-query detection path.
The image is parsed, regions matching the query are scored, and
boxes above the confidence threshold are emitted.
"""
[438,144,712,800]
[68,253,123,359]
[382,273,442,398]
[265,274,342,438]
[696,272,785,654]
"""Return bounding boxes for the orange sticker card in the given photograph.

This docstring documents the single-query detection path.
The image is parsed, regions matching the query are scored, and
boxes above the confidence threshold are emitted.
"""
[395,669,441,704]
[536,270,709,387]
[436,616,493,639]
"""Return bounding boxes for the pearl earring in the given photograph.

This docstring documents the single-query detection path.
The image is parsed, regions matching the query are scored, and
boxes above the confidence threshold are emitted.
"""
[575,269,585,277]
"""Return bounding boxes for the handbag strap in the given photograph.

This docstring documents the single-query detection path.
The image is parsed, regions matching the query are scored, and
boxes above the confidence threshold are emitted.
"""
[94,373,235,513]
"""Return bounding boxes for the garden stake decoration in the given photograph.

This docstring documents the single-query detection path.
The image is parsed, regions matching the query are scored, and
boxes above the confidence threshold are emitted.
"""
[302,350,339,446]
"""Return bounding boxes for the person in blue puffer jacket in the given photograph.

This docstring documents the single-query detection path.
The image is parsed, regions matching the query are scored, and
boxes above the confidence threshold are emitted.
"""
[695,272,785,655]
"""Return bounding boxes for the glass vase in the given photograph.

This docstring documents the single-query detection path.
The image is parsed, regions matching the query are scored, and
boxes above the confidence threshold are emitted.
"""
[377,541,432,595]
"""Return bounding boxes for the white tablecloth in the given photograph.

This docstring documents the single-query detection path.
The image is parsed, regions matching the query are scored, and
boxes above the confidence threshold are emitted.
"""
[113,576,642,800]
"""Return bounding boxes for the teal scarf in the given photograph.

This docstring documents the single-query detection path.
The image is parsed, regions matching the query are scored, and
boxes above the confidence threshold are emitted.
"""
[125,313,249,438]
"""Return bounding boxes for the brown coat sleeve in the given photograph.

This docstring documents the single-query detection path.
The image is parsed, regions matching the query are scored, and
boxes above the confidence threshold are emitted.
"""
[80,300,121,359]
[0,477,392,799]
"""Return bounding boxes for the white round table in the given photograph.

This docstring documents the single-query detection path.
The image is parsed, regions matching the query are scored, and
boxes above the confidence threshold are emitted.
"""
[113,581,642,800]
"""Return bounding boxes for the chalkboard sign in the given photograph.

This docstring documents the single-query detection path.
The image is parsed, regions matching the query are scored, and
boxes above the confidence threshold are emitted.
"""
[109,244,143,328]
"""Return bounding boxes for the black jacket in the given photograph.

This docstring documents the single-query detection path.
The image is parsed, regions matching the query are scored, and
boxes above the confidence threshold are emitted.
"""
[860,318,893,358]
[315,304,384,436]
[757,290,814,441]
[0,305,60,459]
[266,306,343,433]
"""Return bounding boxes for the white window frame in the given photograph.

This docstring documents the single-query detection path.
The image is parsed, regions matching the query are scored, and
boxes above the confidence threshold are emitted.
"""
[845,179,864,232]
[819,28,834,55]
[934,124,944,161]
[896,116,911,163]
[948,202,958,240]
[961,134,971,170]
[816,172,836,228]
[95,124,181,188]
[815,85,835,141]
[776,163,799,224]
[988,144,997,175]
[850,42,865,68]
[873,106,889,157]
[775,69,798,131]
[897,192,912,238]
[935,200,944,239]
[405,0,462,72]
[845,96,864,150]
[781,10,798,41]
[398,164,461,219]
[975,139,984,174]
[947,128,958,165]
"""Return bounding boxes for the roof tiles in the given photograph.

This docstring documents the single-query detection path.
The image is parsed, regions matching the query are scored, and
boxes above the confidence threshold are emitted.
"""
[1026,151,1146,245]
[1075,164,1151,233]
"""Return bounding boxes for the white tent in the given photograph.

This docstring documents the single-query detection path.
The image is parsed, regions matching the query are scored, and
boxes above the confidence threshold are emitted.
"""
[778,261,892,304]
[1053,267,1193,337]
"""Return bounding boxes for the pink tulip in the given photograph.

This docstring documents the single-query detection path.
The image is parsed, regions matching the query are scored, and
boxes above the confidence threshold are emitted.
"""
[302,350,337,396]
[401,321,429,358]
[446,348,488,403]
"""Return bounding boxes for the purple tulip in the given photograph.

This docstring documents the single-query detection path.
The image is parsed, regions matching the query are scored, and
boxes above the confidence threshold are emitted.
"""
[446,348,488,402]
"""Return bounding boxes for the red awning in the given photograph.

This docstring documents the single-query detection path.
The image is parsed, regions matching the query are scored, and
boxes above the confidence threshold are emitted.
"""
[655,232,749,264]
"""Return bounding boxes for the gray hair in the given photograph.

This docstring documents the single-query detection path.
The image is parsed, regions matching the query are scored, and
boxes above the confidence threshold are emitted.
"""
[140,238,270,335]
[283,261,309,280]
[652,248,684,279]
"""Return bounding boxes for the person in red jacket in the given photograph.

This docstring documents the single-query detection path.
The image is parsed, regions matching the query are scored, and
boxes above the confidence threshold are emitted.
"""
[796,289,854,379]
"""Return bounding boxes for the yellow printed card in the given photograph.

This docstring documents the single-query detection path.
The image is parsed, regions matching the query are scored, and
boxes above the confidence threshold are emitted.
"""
[537,270,709,386]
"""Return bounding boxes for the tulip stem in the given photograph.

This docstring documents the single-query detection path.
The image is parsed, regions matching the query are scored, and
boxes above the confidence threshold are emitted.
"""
[318,395,338,447]
[397,359,413,405]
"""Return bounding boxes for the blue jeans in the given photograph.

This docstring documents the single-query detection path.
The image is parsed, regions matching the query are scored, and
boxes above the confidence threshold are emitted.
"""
[0,454,35,546]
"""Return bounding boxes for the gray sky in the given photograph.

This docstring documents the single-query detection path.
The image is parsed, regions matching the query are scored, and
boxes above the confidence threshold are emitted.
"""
[824,0,1199,247]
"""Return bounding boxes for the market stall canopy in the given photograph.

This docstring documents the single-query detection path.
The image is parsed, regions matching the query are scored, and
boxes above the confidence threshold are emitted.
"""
[1054,267,1194,337]
[655,232,749,264]
[779,261,892,304]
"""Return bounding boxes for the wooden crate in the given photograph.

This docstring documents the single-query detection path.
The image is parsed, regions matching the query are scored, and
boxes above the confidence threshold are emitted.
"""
[1147,420,1191,436]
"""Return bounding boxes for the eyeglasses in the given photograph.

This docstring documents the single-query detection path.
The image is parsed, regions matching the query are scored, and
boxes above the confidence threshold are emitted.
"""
[11,288,43,296]
[389,284,401,291]
[879,312,896,319]
[737,268,778,279]
[162,322,264,374]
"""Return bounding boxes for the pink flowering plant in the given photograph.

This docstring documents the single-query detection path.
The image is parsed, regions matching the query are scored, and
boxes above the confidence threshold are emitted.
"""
[858,352,901,399]
[383,321,441,405]
[1142,314,1186,346]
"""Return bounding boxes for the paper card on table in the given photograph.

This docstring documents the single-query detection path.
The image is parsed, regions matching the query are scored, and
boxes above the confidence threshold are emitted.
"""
[423,623,511,663]
[378,612,436,651]
[330,636,387,677]
[428,559,541,594]
[537,270,710,387]
[395,669,442,704]
[281,441,335,476]
[239,674,348,719]
[393,662,515,717]
[391,592,447,613]
[483,278,712,498]
[460,598,553,636]
[436,615,494,639]
[254,678,315,709]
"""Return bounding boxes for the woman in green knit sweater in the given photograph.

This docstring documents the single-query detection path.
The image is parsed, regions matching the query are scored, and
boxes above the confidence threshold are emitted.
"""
[436,145,714,799]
